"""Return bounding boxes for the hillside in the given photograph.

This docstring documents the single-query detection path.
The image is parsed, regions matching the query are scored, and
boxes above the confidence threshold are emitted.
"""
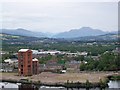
[1,33,40,42]
[70,33,118,41]
[1,28,46,38]
[1,32,118,44]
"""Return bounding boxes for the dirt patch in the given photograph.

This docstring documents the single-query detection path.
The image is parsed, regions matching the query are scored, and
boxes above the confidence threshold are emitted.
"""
[0,72,119,84]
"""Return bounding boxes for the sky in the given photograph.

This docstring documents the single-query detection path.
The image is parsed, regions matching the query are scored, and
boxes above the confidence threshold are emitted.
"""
[0,0,119,33]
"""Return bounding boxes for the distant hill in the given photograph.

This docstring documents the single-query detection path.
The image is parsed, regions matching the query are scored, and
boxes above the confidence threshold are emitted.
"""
[1,28,47,38]
[53,27,109,38]
[1,33,40,42]
[70,33,118,41]
[1,27,118,39]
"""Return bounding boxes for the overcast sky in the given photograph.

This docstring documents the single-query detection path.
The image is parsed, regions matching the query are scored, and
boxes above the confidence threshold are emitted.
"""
[0,0,119,33]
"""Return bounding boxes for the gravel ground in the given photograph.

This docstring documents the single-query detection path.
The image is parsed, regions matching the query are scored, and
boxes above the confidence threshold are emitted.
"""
[0,72,119,84]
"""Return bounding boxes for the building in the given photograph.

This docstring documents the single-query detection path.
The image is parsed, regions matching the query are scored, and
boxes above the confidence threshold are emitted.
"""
[66,60,80,73]
[32,58,39,75]
[4,58,18,64]
[0,63,14,72]
[18,49,33,76]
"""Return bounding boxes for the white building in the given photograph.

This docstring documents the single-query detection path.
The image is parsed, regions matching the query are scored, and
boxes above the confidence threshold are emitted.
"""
[4,58,18,64]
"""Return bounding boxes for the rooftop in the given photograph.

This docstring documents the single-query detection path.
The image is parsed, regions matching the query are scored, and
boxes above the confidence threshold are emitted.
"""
[18,49,29,52]
[32,58,38,61]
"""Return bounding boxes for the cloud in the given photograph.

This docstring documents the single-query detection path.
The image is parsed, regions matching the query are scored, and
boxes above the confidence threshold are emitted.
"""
[0,1,118,33]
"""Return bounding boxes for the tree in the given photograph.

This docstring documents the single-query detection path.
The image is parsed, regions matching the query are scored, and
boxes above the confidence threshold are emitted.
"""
[80,63,86,71]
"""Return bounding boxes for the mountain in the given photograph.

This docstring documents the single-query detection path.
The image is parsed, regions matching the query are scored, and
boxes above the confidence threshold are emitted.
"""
[1,27,118,39]
[53,27,108,38]
[1,28,47,38]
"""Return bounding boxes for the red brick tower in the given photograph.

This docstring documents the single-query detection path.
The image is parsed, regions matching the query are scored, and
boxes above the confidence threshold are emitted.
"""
[32,58,39,75]
[18,49,33,76]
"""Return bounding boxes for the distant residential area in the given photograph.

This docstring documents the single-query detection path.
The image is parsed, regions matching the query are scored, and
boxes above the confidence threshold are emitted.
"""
[0,33,119,75]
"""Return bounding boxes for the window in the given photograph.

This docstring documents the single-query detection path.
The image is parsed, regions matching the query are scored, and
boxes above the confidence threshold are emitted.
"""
[28,52,31,59]
[21,69,23,71]
[19,53,24,60]
[28,65,31,67]
[28,60,31,63]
